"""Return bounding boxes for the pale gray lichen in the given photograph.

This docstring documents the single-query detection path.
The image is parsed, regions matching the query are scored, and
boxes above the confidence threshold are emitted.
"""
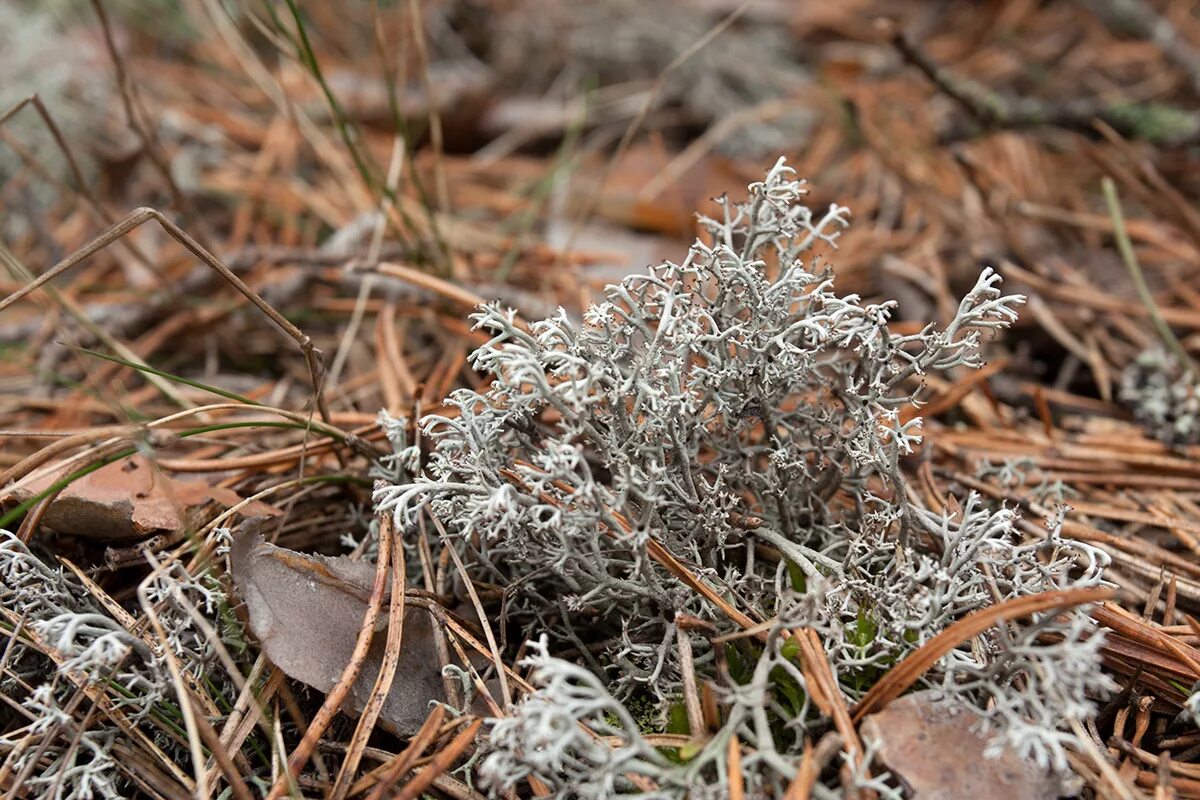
[1185,683,1200,728]
[954,609,1115,773]
[376,159,1111,796]
[480,637,689,799]
[479,636,903,800]
[0,531,232,797]
[975,456,1076,505]
[1120,346,1200,444]
[17,680,123,800]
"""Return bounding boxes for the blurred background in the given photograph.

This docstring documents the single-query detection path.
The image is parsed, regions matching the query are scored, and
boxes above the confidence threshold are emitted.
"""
[5,0,1199,426]
[4,0,1200,553]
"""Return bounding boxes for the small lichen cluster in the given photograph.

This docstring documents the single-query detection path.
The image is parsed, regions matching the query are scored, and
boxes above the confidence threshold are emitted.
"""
[479,638,695,799]
[376,160,1112,796]
[975,456,1076,506]
[1187,684,1200,728]
[0,532,230,798]
[1120,346,1200,444]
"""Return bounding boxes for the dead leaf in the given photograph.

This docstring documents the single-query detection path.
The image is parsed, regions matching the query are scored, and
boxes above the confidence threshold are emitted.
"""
[2,455,280,541]
[859,691,1073,800]
[171,481,282,519]
[229,526,455,737]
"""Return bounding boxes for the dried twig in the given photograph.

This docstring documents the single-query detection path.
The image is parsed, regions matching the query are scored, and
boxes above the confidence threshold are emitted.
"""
[853,586,1114,722]
[883,19,1200,143]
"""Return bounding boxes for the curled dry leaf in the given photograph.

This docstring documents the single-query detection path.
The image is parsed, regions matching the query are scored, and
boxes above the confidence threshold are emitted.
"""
[859,691,1072,800]
[3,454,280,540]
[229,525,454,737]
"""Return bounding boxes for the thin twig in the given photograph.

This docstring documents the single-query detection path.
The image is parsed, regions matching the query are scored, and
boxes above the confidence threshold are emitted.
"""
[1101,176,1199,377]
[329,513,407,800]
[89,0,214,248]
[0,207,338,431]
[262,511,393,800]
[883,19,1200,143]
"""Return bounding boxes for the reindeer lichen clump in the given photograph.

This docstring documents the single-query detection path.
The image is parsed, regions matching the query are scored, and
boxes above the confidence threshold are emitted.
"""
[376,159,1111,796]
[0,533,235,799]
[1120,346,1200,444]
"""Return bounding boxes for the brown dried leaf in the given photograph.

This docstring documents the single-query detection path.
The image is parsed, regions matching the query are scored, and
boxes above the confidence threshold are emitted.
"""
[171,481,282,519]
[4,454,280,541]
[229,527,450,737]
[859,691,1070,800]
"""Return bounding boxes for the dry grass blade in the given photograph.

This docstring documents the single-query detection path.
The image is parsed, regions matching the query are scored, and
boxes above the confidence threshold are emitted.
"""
[358,705,447,800]
[792,629,863,766]
[368,261,528,330]
[405,0,449,212]
[0,207,335,429]
[727,734,744,800]
[329,513,407,800]
[189,707,255,800]
[441,523,511,710]
[137,553,213,800]
[852,586,1114,723]
[88,0,212,248]
[785,739,817,800]
[394,718,483,800]
[1102,176,1199,377]
[675,615,705,738]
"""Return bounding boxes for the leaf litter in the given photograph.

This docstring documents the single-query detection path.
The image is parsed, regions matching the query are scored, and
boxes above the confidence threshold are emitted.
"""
[229,519,489,738]
[3,454,281,540]
[2,1,1200,798]
[860,691,1071,800]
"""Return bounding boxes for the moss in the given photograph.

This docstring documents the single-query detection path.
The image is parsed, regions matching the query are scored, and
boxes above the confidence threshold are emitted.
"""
[604,687,662,735]
[1107,103,1200,144]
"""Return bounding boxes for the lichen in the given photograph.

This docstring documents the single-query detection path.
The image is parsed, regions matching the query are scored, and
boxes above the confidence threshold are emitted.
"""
[376,159,1111,796]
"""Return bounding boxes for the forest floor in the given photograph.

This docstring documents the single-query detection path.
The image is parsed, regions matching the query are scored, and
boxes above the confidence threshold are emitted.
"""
[4,1,1200,798]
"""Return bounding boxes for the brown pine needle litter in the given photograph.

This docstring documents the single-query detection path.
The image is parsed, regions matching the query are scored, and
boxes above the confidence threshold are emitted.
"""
[3,1,1200,798]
